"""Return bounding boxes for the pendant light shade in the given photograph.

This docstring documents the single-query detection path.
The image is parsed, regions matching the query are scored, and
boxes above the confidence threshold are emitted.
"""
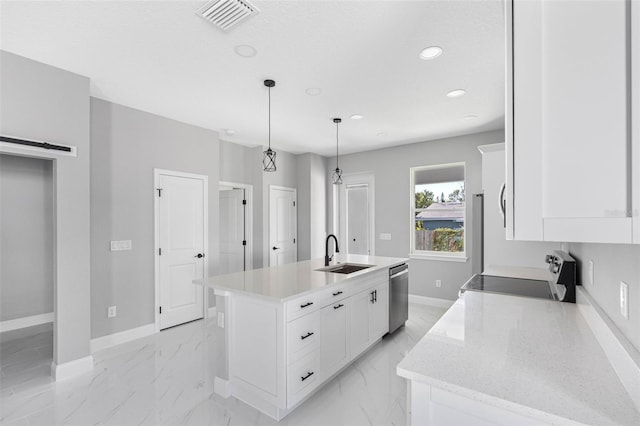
[263,79,277,172]
[332,118,343,185]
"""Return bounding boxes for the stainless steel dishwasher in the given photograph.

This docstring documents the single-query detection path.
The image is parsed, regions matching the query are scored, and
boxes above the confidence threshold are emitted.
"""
[388,263,409,334]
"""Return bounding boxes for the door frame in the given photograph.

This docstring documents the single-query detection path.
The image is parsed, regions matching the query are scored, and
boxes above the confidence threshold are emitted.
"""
[219,181,253,271]
[153,168,209,333]
[334,172,375,256]
[267,185,297,267]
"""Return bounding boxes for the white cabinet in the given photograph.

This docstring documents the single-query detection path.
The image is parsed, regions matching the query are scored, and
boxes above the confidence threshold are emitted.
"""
[320,300,348,376]
[369,282,389,338]
[506,0,640,243]
[349,282,389,359]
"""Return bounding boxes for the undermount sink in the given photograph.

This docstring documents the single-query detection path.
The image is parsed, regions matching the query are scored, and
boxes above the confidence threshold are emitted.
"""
[316,263,374,274]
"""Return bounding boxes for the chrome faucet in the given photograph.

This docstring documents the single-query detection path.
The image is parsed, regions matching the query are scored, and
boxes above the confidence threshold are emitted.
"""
[325,234,340,266]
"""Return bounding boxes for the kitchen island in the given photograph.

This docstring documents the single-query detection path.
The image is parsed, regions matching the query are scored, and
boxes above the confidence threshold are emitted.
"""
[195,254,407,420]
[397,289,640,425]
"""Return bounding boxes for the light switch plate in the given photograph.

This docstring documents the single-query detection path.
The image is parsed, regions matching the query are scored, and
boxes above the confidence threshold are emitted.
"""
[620,281,629,320]
[379,233,392,240]
[110,240,132,251]
[435,279,442,288]
[588,260,594,286]
[217,312,225,328]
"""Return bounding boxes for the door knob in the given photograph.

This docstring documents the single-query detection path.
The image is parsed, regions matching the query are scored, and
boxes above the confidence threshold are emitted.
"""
[272,246,280,250]
[195,253,204,258]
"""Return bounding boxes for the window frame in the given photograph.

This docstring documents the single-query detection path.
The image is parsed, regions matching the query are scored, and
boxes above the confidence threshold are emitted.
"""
[409,162,468,261]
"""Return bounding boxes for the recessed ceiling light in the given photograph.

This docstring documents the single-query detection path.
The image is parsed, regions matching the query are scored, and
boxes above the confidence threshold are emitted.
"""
[376,132,386,137]
[419,46,443,60]
[446,89,466,98]
[225,129,236,135]
[305,88,322,96]
[463,115,478,121]
[350,114,363,120]
[234,45,257,58]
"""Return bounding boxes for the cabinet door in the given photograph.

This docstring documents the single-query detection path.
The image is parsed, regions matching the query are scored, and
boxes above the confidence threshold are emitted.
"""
[508,0,638,243]
[349,289,372,358]
[369,283,389,339]
[320,301,348,377]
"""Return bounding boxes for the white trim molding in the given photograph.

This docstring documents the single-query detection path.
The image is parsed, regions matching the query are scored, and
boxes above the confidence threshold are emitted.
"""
[51,356,94,381]
[90,323,156,354]
[409,254,468,263]
[0,312,54,333]
[409,295,455,309]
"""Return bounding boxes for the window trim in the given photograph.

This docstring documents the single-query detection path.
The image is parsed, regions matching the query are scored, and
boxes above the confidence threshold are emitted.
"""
[409,162,467,258]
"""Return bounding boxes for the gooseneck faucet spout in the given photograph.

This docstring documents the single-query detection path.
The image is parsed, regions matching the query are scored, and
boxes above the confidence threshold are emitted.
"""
[325,234,340,266]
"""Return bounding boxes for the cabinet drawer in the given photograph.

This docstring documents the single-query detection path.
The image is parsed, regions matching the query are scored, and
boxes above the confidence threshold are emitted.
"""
[287,352,320,407]
[286,294,318,321]
[287,311,320,364]
[317,285,349,307]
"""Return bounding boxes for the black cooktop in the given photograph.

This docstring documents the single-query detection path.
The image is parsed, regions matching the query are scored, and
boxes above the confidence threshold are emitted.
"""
[461,274,555,300]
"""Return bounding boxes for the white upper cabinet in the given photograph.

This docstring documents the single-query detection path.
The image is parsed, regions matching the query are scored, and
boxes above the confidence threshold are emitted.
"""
[506,0,640,243]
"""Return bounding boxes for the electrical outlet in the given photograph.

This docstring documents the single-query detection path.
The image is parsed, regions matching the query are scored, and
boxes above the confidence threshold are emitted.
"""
[107,305,117,318]
[435,279,442,288]
[620,281,629,320]
[379,233,392,241]
[110,240,132,251]
[588,260,594,286]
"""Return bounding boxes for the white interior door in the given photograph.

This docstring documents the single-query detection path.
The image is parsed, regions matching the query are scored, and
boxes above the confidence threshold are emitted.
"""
[158,172,206,330]
[269,186,297,266]
[346,185,369,255]
[337,173,375,256]
[219,187,245,275]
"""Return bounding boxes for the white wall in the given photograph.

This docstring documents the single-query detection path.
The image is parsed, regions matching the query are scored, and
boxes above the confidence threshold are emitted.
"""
[327,130,504,300]
[0,155,54,321]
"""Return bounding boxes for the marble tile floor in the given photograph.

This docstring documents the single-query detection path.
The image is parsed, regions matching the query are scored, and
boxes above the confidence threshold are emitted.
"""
[0,303,449,426]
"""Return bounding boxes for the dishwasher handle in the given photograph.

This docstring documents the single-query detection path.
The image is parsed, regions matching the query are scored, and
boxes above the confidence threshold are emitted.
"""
[390,264,408,278]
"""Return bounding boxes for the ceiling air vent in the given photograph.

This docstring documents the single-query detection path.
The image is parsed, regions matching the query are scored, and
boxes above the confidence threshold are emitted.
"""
[197,0,259,32]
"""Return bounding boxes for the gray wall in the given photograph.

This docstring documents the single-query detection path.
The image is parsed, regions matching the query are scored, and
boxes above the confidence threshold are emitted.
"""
[1,51,91,365]
[296,154,313,261]
[0,155,54,321]
[90,98,220,339]
[328,130,505,300]
[569,243,640,351]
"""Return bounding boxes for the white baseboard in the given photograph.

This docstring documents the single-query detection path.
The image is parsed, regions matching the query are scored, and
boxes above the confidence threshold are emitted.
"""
[214,376,231,398]
[576,287,640,412]
[0,312,54,333]
[409,295,455,309]
[51,355,94,381]
[90,323,156,354]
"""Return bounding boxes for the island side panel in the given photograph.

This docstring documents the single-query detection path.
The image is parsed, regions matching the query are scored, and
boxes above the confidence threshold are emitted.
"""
[213,292,231,397]
[230,294,286,410]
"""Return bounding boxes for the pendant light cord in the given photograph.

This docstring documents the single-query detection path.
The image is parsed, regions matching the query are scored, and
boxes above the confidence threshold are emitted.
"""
[268,86,271,150]
[336,121,339,168]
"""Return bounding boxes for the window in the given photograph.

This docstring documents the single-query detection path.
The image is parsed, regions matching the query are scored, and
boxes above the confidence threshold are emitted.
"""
[410,163,466,259]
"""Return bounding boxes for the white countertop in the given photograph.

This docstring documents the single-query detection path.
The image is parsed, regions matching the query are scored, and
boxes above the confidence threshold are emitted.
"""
[194,254,407,302]
[397,291,640,425]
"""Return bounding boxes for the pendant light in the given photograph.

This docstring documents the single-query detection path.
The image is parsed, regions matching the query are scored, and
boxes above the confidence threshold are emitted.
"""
[263,79,277,172]
[331,118,343,185]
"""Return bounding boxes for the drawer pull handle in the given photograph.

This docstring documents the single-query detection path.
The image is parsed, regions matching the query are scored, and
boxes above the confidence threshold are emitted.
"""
[333,303,344,310]
[301,332,314,340]
[300,302,313,308]
[332,291,343,296]
[301,371,314,382]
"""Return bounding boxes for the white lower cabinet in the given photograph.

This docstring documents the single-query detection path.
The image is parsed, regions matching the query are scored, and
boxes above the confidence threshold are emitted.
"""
[226,268,392,420]
[320,300,348,376]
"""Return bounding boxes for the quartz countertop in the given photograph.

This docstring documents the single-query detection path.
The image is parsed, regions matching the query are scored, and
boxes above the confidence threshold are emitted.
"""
[194,254,407,302]
[397,291,640,425]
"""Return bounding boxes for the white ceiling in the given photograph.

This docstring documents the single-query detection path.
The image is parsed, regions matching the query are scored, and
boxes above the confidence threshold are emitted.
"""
[0,0,505,156]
